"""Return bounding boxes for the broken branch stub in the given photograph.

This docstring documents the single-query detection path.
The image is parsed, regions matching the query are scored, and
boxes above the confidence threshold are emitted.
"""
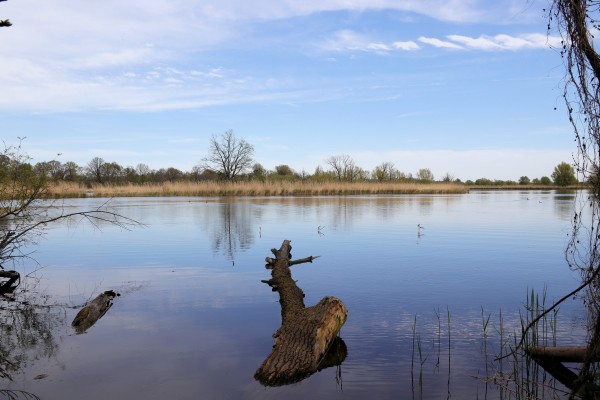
[255,240,348,386]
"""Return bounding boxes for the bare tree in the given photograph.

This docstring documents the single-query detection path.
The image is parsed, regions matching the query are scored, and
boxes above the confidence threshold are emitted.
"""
[202,130,254,181]
[416,168,434,182]
[86,157,106,183]
[326,154,358,182]
[373,162,396,181]
[516,2,600,394]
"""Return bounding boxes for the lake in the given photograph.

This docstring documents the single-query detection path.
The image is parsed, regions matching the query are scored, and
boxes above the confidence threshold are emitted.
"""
[0,190,590,399]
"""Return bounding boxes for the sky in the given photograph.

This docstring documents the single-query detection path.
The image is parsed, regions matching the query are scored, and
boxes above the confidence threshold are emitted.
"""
[0,0,580,181]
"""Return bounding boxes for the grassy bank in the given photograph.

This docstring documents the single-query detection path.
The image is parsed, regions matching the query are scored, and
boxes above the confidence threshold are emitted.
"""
[46,181,470,198]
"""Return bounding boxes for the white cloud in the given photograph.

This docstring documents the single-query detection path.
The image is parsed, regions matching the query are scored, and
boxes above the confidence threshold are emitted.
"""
[418,37,463,49]
[393,41,420,51]
[447,33,562,51]
[324,30,418,54]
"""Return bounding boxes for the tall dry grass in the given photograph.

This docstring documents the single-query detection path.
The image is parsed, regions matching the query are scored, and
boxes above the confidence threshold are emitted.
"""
[46,181,469,198]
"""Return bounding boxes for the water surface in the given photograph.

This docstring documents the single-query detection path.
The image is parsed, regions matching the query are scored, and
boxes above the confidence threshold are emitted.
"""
[1,190,588,399]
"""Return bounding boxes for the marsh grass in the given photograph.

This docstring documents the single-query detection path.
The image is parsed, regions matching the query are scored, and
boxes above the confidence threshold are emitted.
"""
[46,181,468,198]
[410,289,569,399]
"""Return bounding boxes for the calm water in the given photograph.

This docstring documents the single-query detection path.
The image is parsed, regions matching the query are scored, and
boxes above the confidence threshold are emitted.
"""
[1,190,590,399]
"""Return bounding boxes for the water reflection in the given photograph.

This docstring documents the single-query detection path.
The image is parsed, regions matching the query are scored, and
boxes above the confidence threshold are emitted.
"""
[0,286,63,400]
[0,191,587,399]
[204,200,258,261]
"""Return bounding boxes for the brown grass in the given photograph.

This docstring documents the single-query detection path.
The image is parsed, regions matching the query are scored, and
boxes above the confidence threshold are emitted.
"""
[46,181,469,198]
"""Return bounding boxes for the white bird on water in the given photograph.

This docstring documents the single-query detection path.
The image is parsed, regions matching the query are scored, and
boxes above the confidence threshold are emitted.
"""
[417,224,425,237]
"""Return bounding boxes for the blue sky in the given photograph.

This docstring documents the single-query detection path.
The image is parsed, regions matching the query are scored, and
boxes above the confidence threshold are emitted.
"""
[0,0,577,181]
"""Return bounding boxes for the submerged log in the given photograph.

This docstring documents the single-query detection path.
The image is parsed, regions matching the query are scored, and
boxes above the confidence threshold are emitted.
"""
[71,290,119,334]
[526,346,600,390]
[0,270,20,295]
[255,240,348,386]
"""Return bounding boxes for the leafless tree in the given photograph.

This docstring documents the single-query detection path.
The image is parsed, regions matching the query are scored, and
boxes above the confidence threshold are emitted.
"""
[373,162,396,181]
[518,1,600,394]
[86,157,106,183]
[202,130,254,181]
[326,154,359,182]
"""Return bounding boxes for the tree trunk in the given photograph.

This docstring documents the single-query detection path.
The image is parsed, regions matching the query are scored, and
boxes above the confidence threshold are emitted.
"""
[255,240,348,386]
[71,290,118,334]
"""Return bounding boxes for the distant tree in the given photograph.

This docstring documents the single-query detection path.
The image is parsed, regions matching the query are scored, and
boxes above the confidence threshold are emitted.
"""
[416,168,434,182]
[326,155,348,181]
[203,130,254,181]
[86,157,106,183]
[475,178,493,185]
[274,164,294,176]
[63,161,80,182]
[540,176,552,185]
[519,176,531,185]
[251,163,266,181]
[552,162,578,186]
[136,163,151,183]
[103,162,123,183]
[373,162,396,182]
[311,165,334,182]
[441,172,455,183]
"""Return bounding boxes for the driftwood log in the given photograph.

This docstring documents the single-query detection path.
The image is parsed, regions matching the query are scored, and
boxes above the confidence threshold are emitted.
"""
[255,240,348,386]
[71,290,119,334]
[0,270,20,295]
[526,346,600,390]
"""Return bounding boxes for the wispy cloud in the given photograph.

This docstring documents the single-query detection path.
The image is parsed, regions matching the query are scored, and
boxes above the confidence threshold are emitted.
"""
[326,31,561,54]
[418,36,463,49]
[447,33,562,50]
[0,0,554,113]
[323,30,418,53]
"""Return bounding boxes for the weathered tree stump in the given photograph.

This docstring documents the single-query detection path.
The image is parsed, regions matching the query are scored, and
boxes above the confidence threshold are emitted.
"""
[255,240,348,386]
[0,270,20,295]
[71,290,119,334]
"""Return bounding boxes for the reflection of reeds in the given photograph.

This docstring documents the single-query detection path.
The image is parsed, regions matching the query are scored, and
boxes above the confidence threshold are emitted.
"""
[46,181,468,198]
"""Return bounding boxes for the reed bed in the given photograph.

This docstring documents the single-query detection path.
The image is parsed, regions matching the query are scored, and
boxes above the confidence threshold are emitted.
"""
[46,181,469,198]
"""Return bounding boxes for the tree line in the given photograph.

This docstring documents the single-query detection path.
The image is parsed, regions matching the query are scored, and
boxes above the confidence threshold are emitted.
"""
[2,131,579,187]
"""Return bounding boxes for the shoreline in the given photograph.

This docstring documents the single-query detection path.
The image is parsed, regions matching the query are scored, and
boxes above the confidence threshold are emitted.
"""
[44,181,580,199]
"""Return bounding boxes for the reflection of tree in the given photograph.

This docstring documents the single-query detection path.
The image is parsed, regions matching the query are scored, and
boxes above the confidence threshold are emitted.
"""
[206,201,257,261]
[552,191,577,221]
[0,288,63,398]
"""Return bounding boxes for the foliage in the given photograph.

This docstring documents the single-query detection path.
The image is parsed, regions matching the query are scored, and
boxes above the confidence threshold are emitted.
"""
[551,162,577,186]
[202,130,254,181]
[416,168,434,183]
[518,176,530,185]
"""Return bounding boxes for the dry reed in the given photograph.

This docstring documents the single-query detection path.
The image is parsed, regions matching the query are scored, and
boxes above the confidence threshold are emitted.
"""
[46,181,469,198]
